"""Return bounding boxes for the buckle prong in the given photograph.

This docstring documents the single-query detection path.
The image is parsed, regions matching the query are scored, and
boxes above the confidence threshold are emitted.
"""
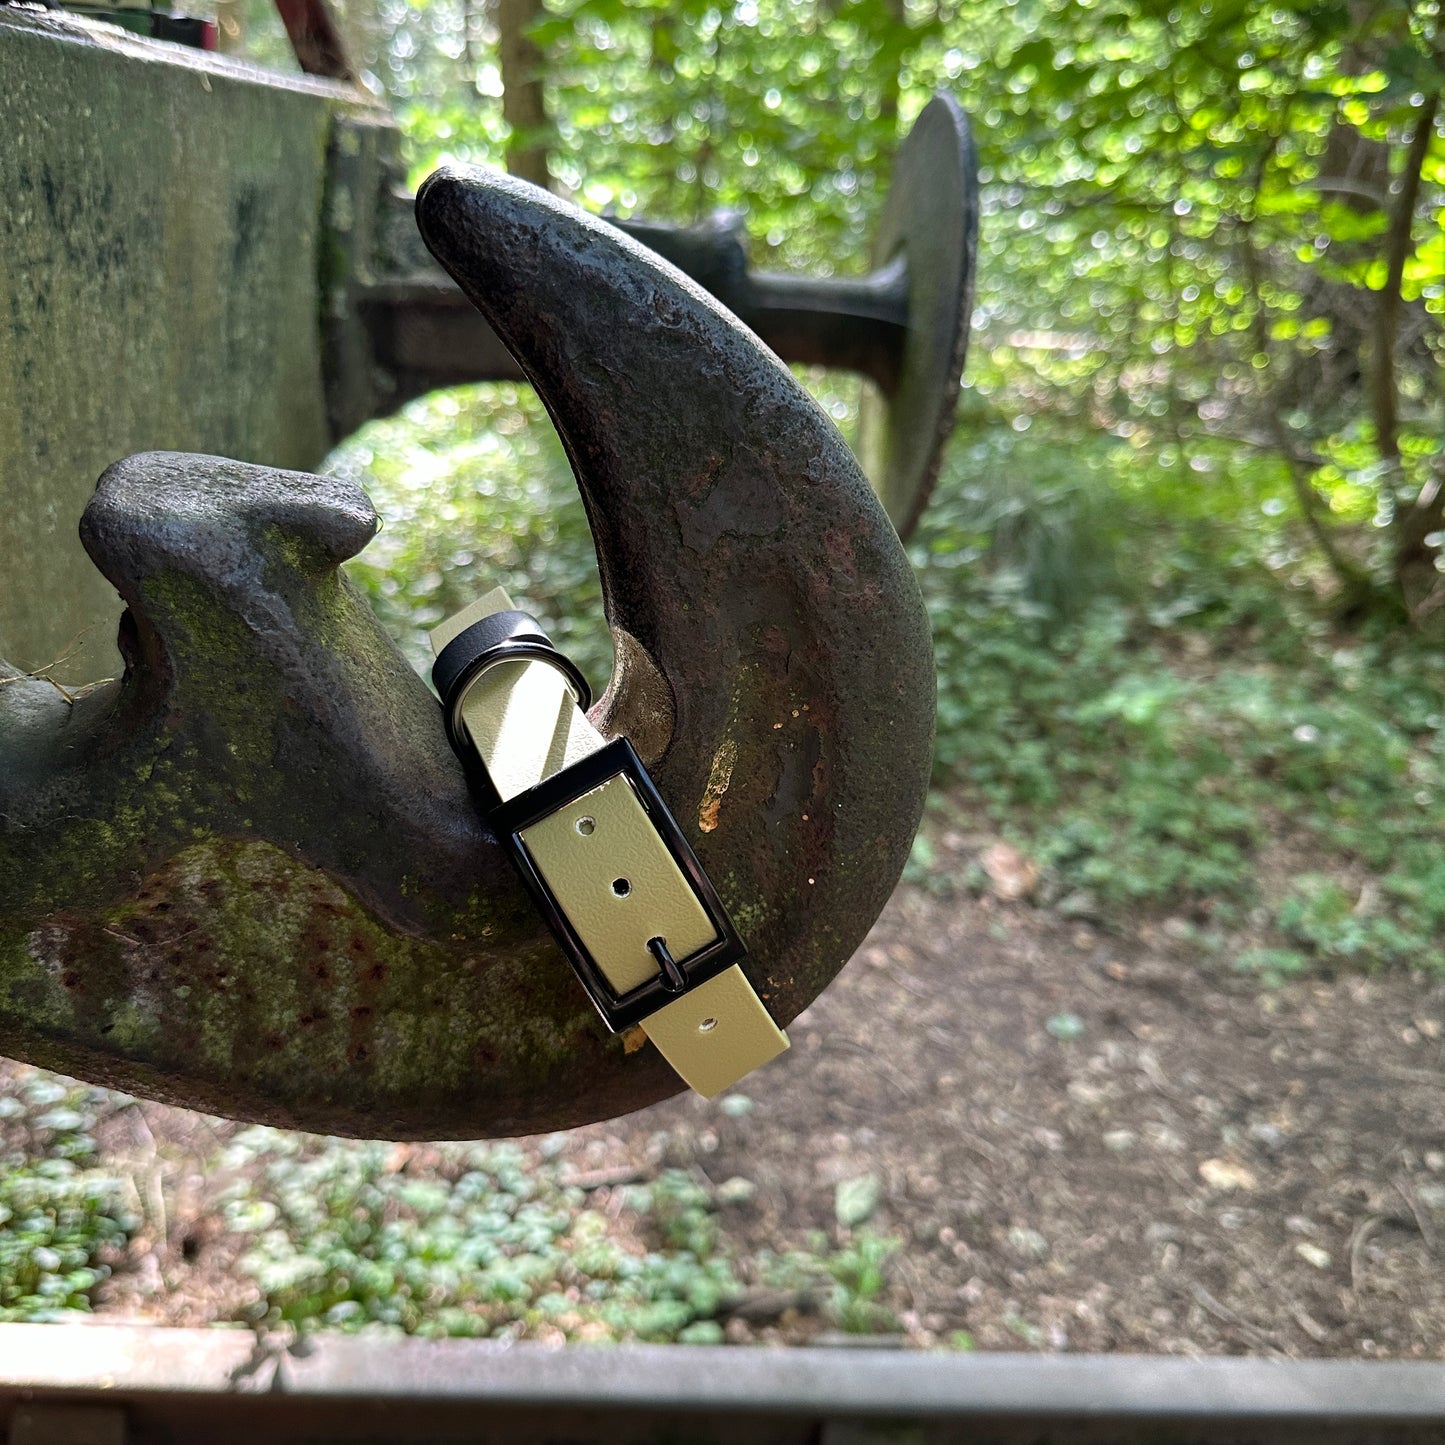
[648,936,689,994]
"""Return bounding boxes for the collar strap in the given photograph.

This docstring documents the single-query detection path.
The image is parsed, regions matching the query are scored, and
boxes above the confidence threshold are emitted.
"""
[430,589,788,1097]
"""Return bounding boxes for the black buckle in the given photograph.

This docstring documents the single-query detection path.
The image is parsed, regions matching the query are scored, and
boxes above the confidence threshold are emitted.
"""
[490,737,747,1031]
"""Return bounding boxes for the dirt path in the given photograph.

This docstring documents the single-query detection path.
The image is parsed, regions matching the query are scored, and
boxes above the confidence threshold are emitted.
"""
[647,883,1445,1356]
[16,875,1445,1356]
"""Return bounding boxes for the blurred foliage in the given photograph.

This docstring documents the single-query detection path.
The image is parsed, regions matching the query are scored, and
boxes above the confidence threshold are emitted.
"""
[278,0,1445,609]
[0,1066,903,1340]
[911,421,1445,969]
[220,1127,897,1341]
[223,1132,737,1340]
[0,1073,140,1322]
[334,385,611,682]
[814,1226,899,1334]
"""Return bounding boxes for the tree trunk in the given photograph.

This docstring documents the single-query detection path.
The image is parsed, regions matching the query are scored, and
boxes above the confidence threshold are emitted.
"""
[1372,93,1438,471]
[1375,93,1441,604]
[497,0,551,190]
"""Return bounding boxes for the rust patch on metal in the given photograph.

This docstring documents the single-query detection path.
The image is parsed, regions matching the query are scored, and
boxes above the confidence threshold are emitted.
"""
[698,739,738,834]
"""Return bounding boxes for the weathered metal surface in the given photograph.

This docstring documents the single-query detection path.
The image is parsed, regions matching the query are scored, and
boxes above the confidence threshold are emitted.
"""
[0,170,934,1138]
[364,95,979,538]
[0,7,382,685]
[855,94,979,539]
[4,1326,1445,1445]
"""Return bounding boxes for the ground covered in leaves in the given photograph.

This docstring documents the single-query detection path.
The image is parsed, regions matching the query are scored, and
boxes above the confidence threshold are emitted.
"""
[5,859,1443,1356]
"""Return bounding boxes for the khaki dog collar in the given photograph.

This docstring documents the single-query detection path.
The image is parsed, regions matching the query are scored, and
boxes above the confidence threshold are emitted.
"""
[431,590,788,1097]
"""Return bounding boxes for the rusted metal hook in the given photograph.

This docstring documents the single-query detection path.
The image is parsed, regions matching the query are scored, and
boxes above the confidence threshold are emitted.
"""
[0,171,934,1138]
[361,94,977,538]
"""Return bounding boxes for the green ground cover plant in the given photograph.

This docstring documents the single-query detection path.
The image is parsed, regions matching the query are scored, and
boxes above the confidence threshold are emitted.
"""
[0,1075,139,1321]
[220,1129,899,1342]
[913,423,1444,973]
[0,1071,901,1336]
[221,1131,746,1340]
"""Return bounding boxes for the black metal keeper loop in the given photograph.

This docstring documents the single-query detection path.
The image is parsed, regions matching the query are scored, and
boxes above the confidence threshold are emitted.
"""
[432,609,593,763]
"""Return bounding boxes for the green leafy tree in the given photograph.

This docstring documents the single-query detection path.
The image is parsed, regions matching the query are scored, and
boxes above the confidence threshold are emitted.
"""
[330,0,1445,622]
[938,0,1445,617]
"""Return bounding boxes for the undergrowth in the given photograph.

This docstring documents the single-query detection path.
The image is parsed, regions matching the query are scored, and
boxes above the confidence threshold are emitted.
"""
[220,1128,897,1342]
[0,1067,899,1338]
[333,386,611,684]
[0,1074,139,1321]
[913,424,1445,974]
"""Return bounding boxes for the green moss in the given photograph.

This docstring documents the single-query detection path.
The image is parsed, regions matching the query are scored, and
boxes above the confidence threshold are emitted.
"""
[1,826,594,1131]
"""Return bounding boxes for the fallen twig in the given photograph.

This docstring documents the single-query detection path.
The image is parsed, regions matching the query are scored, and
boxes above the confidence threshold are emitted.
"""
[560,1163,648,1190]
[1346,1212,1420,1292]
[1187,1281,1286,1357]
[1393,1177,1437,1255]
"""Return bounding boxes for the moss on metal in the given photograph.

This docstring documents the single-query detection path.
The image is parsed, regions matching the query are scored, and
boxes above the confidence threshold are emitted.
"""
[6,837,584,1126]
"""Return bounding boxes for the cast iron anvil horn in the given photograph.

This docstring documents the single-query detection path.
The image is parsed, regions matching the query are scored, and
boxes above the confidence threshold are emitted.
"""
[0,170,934,1139]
